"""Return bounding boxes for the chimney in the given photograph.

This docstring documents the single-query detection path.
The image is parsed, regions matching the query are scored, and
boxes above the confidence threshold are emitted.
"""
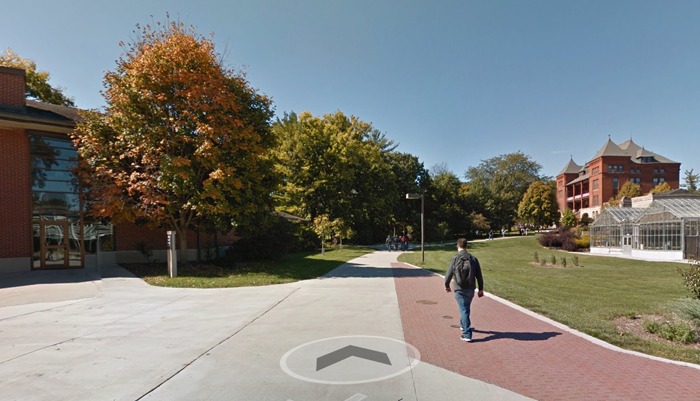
[0,66,27,109]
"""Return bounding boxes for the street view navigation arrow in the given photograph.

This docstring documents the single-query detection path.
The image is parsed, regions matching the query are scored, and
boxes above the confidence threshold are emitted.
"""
[281,335,421,384]
[316,345,392,371]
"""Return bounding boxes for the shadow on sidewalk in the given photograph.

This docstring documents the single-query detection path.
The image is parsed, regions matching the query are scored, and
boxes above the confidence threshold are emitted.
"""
[0,265,136,290]
[322,263,436,279]
[472,328,561,343]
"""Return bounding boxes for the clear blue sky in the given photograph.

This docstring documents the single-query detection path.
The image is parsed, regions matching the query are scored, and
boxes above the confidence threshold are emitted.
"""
[2,0,699,180]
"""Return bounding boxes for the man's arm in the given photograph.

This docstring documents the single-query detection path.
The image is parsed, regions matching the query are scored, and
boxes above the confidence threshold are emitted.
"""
[473,256,485,297]
[444,256,456,291]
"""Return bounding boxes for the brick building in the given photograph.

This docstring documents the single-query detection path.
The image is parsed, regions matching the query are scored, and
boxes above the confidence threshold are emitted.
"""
[556,138,681,220]
[0,66,234,273]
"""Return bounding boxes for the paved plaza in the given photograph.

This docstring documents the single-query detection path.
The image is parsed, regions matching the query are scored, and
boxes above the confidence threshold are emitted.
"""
[0,250,699,400]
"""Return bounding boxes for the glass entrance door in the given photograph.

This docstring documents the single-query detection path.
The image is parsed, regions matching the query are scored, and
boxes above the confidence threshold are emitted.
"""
[34,219,82,269]
[39,220,70,268]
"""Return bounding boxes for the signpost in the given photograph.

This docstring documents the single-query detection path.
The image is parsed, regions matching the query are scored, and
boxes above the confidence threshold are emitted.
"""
[167,230,177,278]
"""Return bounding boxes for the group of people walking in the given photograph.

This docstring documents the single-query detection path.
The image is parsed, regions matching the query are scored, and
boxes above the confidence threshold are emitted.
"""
[385,234,409,251]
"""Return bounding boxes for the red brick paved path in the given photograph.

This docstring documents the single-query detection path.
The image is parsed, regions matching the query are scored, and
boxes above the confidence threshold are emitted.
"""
[392,263,700,401]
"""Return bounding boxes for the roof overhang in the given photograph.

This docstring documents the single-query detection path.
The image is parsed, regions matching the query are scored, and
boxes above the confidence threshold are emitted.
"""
[0,112,74,134]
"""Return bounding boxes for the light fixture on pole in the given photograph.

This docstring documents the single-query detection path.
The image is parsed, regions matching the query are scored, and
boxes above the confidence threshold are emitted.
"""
[405,193,424,263]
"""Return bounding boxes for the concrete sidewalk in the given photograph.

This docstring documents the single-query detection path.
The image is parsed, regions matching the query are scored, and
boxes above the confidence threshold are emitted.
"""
[1,250,697,400]
[0,252,530,401]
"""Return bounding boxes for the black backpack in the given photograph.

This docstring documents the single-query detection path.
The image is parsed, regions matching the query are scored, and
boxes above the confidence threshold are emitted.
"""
[454,254,472,287]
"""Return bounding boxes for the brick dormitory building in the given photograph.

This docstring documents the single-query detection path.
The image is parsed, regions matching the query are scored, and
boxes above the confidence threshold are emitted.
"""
[0,66,234,273]
[556,137,681,220]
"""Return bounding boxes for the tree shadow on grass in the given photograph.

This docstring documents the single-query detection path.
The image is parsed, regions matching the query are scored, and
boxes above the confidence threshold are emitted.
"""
[472,328,562,343]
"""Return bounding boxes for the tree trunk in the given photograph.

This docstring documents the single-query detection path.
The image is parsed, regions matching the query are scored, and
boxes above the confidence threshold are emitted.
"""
[178,229,188,266]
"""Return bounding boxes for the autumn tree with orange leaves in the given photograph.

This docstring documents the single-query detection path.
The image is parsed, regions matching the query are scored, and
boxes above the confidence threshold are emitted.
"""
[72,20,276,261]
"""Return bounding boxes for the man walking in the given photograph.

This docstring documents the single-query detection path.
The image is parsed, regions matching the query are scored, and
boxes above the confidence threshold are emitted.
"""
[445,238,484,342]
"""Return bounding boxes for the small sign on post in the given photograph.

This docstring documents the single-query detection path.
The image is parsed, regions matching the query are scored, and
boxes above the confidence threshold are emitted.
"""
[167,230,177,278]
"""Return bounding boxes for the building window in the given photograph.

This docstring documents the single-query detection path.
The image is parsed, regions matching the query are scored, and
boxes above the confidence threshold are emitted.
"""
[653,177,659,185]
[593,195,599,206]
[592,167,599,174]
[29,132,112,269]
[593,179,599,190]
[608,165,612,173]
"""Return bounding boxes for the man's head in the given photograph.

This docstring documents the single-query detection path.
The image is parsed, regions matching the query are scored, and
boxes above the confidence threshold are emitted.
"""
[457,238,468,250]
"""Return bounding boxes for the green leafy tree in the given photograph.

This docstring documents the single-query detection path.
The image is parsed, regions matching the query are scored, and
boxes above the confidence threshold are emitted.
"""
[272,111,408,243]
[683,169,699,193]
[518,180,558,229]
[385,151,429,238]
[465,151,543,231]
[72,20,275,260]
[312,214,332,254]
[469,211,490,236]
[0,48,75,106]
[560,208,577,228]
[428,168,470,239]
[332,218,354,249]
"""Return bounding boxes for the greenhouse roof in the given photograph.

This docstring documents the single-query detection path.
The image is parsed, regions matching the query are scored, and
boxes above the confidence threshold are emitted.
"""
[591,208,645,226]
[647,198,700,219]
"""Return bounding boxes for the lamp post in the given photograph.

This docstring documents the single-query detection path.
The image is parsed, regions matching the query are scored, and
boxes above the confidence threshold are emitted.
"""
[406,193,424,263]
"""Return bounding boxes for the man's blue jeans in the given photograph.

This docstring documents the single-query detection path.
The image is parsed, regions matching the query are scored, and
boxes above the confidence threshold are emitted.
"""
[454,289,475,339]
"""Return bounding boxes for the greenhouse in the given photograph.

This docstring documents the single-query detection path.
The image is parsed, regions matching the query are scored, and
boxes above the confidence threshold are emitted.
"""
[590,196,700,261]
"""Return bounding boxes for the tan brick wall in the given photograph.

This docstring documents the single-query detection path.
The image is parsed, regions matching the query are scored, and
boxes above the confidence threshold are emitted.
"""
[0,129,32,258]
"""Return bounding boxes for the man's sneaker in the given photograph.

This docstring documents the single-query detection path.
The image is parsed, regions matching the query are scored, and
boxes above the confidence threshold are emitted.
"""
[461,337,472,342]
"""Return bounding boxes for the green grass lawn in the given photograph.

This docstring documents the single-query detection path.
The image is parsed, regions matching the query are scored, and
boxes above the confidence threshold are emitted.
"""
[123,246,374,288]
[398,236,700,365]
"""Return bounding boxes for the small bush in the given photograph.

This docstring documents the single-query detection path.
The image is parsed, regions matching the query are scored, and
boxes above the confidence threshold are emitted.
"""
[533,251,539,263]
[573,255,579,267]
[550,254,556,265]
[561,257,567,268]
[538,230,562,248]
[644,320,697,344]
[643,320,661,333]
[575,235,590,250]
[677,264,700,299]
[538,228,579,251]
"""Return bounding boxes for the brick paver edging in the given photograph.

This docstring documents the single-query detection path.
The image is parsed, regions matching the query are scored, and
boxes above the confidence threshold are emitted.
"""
[393,262,700,401]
